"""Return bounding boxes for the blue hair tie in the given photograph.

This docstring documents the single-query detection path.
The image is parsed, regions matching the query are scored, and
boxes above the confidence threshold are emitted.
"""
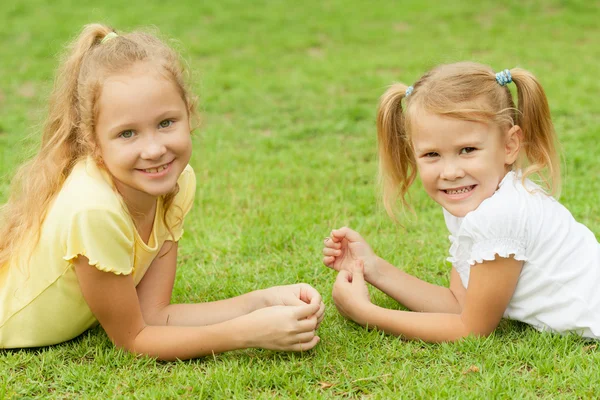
[495,69,512,86]
[405,86,414,97]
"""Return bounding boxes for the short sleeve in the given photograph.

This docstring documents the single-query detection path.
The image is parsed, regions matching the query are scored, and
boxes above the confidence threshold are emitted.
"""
[447,185,529,267]
[63,208,135,275]
[166,164,196,241]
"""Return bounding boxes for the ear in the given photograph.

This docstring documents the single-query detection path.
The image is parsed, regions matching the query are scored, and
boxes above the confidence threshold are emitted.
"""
[504,125,522,165]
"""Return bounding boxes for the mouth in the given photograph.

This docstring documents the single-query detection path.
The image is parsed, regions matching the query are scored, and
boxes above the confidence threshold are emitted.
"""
[137,161,173,174]
[441,185,476,195]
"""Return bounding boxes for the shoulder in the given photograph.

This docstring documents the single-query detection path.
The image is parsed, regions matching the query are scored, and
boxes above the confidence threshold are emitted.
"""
[173,164,196,210]
[165,164,196,222]
[57,157,124,213]
[448,171,533,266]
[48,158,134,238]
[177,164,196,193]
[464,171,537,232]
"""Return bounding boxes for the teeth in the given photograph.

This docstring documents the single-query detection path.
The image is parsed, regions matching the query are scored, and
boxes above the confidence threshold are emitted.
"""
[143,163,169,174]
[446,186,473,195]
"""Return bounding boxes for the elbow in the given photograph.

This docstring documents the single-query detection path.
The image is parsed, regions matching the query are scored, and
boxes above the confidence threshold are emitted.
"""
[113,326,175,361]
[456,316,498,341]
[140,304,171,326]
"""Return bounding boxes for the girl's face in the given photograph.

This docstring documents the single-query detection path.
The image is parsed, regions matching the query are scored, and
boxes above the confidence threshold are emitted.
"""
[95,65,192,209]
[411,111,519,218]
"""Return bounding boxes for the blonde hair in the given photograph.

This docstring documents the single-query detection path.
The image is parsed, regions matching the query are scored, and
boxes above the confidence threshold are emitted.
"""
[0,23,199,266]
[376,61,560,218]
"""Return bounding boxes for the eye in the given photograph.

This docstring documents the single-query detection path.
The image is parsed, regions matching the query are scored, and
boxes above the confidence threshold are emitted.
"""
[159,119,174,129]
[423,152,439,158]
[460,147,476,154]
[119,130,135,139]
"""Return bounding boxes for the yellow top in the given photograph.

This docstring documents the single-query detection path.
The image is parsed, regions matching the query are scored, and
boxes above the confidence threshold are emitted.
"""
[0,157,196,348]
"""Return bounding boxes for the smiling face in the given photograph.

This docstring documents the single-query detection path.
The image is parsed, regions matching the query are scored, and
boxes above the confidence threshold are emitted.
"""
[411,111,519,217]
[95,64,192,210]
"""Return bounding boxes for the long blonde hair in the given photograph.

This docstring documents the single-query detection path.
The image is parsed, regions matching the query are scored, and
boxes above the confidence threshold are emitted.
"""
[0,23,199,266]
[376,61,560,218]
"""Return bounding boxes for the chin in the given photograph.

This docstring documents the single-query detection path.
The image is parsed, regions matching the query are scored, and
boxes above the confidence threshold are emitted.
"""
[439,202,474,218]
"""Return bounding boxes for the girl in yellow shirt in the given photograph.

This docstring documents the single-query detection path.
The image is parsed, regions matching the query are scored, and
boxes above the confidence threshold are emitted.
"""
[0,23,324,360]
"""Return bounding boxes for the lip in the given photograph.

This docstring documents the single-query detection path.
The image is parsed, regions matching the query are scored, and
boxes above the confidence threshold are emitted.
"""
[439,184,477,200]
[136,161,174,177]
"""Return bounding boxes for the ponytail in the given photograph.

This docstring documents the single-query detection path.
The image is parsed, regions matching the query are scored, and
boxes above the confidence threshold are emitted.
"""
[376,83,415,218]
[0,24,114,266]
[510,68,561,196]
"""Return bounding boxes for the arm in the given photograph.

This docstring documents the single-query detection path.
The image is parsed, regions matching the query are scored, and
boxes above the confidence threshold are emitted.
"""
[333,256,522,342]
[368,257,465,314]
[137,241,325,327]
[323,227,464,313]
[136,241,267,326]
[74,255,321,360]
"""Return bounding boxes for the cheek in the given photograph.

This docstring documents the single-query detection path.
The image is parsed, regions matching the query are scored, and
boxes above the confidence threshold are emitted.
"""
[416,162,435,182]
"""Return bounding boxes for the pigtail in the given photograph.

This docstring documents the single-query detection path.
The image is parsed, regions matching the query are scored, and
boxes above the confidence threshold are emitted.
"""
[376,83,415,218]
[510,68,561,196]
[0,24,113,266]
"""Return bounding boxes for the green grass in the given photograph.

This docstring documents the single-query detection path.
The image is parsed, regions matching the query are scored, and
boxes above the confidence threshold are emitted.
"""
[1,0,600,397]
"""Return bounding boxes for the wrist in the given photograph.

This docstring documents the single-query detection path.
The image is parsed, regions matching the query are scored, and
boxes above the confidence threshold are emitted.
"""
[247,289,270,312]
[365,256,383,284]
[351,301,377,327]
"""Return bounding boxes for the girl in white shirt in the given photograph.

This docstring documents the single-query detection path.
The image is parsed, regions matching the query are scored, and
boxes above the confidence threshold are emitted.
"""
[322,61,600,341]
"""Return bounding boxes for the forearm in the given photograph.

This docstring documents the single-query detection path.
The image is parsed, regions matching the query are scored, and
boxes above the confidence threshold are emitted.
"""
[354,304,471,343]
[131,318,251,361]
[368,257,461,314]
[146,290,268,326]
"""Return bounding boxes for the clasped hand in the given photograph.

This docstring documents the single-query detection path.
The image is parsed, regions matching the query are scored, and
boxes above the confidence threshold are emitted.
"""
[244,283,325,352]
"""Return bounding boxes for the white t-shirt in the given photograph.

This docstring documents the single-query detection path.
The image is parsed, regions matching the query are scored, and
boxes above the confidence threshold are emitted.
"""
[444,171,600,338]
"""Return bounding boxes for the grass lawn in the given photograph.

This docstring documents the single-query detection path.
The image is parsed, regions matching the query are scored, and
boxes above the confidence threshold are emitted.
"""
[1,0,600,398]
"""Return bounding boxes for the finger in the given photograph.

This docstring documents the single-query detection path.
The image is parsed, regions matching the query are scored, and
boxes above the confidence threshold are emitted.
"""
[316,301,325,322]
[322,247,341,257]
[335,270,353,286]
[323,256,335,267]
[324,240,341,249]
[297,315,318,331]
[294,302,320,319]
[352,259,366,286]
[295,330,317,344]
[297,283,322,305]
[290,336,320,352]
[308,290,322,306]
[286,295,307,307]
[331,227,363,243]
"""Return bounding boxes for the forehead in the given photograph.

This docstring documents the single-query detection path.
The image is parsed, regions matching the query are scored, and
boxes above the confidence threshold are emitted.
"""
[96,66,185,120]
[410,111,498,151]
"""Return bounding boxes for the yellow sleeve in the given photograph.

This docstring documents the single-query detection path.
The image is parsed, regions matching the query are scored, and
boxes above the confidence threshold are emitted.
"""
[63,208,135,275]
[166,164,197,242]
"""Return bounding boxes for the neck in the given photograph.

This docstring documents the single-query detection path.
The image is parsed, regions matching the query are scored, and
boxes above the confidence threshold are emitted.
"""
[113,180,157,218]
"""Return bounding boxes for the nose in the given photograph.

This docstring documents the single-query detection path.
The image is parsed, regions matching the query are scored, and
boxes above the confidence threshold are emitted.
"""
[440,158,465,181]
[140,134,167,160]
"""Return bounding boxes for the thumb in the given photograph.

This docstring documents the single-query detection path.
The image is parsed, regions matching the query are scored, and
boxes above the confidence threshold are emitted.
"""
[352,260,366,286]
[295,302,320,320]
[332,227,362,243]
[335,269,352,285]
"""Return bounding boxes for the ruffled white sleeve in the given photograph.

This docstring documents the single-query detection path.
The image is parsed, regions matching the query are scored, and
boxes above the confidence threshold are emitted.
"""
[447,182,529,268]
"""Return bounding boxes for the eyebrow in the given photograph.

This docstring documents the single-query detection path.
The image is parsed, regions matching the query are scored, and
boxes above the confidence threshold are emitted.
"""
[106,109,185,134]
[414,139,485,154]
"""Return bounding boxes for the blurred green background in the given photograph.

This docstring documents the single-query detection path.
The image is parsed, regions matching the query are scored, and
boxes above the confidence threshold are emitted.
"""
[1,0,599,398]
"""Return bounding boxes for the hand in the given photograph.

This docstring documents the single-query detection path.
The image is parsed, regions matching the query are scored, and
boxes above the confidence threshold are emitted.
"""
[262,284,325,326]
[243,303,321,352]
[332,260,372,325]
[323,227,378,282]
